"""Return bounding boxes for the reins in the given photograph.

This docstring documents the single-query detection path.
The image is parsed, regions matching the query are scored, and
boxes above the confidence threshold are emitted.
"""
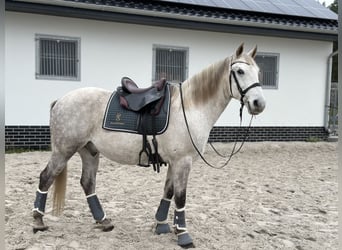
[208,116,253,160]
[179,60,261,169]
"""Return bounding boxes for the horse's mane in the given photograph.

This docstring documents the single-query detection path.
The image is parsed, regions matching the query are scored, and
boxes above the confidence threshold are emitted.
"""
[171,53,257,108]
[172,57,230,108]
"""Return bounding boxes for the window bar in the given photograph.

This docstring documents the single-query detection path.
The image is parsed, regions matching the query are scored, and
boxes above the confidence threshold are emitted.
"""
[170,50,177,80]
[57,40,60,76]
[51,40,53,76]
[164,50,167,80]
[58,41,61,76]
[56,41,60,77]
[66,41,69,77]
[49,40,52,76]
[56,40,59,77]
[69,42,72,77]
[40,40,43,76]
[59,41,62,77]
[69,41,72,77]
[62,42,65,77]
[48,40,51,77]
[161,49,165,80]
[175,51,179,82]
[42,40,46,76]
[53,40,57,77]
[172,50,176,82]
[164,51,166,80]
[71,42,76,76]
[170,50,172,81]
[172,50,175,81]
[63,42,66,77]
[44,40,46,76]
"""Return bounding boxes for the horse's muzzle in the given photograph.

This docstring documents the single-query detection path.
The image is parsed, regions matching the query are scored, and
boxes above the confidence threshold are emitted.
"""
[247,98,266,115]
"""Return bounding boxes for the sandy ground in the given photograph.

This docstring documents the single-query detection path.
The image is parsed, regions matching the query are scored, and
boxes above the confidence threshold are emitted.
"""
[5,142,338,250]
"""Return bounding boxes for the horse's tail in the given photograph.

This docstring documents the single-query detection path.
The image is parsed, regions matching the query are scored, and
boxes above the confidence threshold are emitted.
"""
[52,166,68,216]
[49,98,67,216]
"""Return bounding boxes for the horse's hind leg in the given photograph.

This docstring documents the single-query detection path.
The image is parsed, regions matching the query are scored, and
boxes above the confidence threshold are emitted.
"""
[32,151,70,233]
[79,142,114,232]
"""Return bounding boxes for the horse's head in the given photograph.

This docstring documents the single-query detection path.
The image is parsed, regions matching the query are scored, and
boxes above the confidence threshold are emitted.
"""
[229,43,266,115]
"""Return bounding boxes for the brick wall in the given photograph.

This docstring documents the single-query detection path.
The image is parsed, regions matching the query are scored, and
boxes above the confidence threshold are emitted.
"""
[5,125,328,150]
[5,126,51,150]
[209,126,328,142]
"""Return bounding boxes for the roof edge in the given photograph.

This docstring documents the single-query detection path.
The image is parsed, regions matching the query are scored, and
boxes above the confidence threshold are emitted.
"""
[6,0,338,41]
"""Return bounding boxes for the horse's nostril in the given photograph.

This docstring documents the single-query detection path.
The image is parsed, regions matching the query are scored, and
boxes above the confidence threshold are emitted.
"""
[253,99,259,108]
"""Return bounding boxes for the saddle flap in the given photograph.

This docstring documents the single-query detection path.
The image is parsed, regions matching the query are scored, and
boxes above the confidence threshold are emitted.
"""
[124,88,163,111]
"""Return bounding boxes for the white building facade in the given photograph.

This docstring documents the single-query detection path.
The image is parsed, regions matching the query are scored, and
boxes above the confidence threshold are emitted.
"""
[5,0,338,149]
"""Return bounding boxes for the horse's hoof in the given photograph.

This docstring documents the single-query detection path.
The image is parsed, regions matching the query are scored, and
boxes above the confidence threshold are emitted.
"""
[180,242,195,249]
[33,225,49,234]
[155,223,171,234]
[178,232,194,248]
[102,224,114,232]
[95,218,114,232]
[33,211,49,233]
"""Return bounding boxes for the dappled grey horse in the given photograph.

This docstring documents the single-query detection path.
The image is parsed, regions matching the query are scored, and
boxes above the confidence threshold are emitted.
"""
[32,44,265,248]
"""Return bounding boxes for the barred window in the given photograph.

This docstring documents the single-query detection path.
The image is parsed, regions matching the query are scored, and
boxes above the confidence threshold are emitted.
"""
[153,45,188,83]
[35,34,80,81]
[255,53,279,89]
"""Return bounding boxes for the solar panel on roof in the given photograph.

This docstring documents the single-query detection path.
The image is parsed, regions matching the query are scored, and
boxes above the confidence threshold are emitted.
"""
[210,0,225,7]
[160,0,337,20]
[257,2,283,14]
[225,0,249,10]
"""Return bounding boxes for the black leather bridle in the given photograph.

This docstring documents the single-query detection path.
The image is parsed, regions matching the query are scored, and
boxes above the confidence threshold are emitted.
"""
[229,61,261,120]
[178,60,262,169]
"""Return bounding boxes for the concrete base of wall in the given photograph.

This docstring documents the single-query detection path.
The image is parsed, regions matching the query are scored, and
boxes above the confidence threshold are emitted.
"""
[5,125,329,151]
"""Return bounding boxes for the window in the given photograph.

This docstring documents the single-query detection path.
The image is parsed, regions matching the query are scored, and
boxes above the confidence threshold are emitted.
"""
[153,45,188,83]
[35,34,80,81]
[255,53,279,89]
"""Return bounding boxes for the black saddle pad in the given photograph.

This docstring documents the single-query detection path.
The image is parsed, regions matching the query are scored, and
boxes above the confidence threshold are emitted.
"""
[103,85,171,135]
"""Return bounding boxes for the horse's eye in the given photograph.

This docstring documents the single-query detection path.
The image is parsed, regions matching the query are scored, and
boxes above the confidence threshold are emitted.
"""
[237,69,244,75]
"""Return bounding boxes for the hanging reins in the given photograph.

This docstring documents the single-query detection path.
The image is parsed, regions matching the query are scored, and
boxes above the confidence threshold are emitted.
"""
[179,60,261,169]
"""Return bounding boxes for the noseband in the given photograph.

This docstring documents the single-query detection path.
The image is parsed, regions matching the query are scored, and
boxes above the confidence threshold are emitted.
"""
[229,61,261,120]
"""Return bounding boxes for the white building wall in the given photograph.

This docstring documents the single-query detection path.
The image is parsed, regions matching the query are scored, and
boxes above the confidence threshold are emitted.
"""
[5,12,332,126]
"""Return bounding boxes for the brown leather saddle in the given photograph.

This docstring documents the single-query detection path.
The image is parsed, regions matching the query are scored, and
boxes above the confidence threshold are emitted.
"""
[118,77,167,114]
[114,77,169,172]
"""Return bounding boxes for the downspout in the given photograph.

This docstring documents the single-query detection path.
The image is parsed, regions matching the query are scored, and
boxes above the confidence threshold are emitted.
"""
[324,50,338,135]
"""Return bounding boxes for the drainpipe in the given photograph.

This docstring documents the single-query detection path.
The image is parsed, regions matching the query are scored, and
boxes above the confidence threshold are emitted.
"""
[324,50,338,135]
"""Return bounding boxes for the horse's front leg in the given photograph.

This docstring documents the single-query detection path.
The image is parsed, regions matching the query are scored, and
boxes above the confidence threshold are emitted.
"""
[172,157,194,248]
[155,165,173,234]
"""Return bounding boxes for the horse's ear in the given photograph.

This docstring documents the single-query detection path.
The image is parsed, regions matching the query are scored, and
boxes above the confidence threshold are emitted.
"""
[248,45,258,59]
[235,43,244,58]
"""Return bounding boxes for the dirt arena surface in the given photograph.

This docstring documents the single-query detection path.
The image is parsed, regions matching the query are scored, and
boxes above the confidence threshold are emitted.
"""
[5,141,337,250]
